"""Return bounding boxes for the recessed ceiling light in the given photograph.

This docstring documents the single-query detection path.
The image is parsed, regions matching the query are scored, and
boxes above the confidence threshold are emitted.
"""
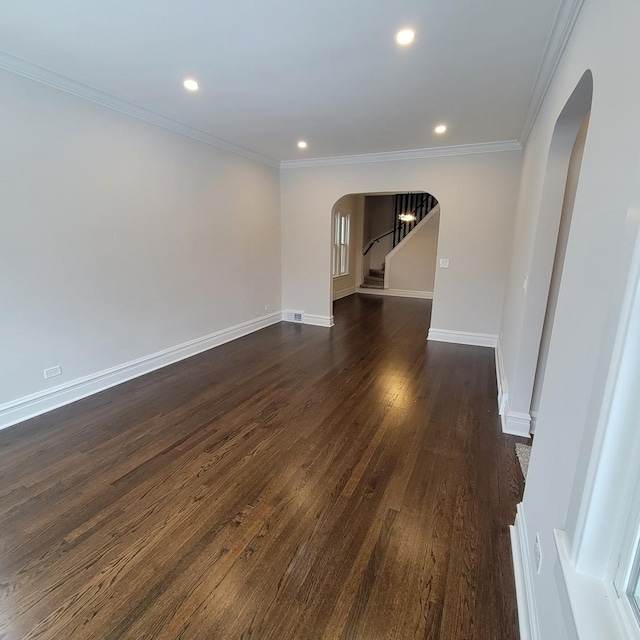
[396,29,416,46]
[297,140,308,149]
[434,124,447,134]
[183,78,199,91]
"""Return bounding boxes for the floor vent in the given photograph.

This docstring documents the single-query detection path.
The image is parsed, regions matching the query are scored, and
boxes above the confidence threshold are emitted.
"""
[286,310,304,323]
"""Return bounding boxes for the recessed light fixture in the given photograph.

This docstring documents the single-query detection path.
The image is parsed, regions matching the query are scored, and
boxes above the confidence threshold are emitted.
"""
[297,140,308,149]
[183,78,199,91]
[396,29,416,46]
[434,124,447,134]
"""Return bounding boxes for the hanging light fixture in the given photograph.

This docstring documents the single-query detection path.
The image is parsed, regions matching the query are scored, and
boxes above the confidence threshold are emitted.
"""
[398,192,417,223]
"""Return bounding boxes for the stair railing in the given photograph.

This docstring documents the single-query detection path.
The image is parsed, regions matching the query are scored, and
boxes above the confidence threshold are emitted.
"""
[363,193,438,256]
[363,227,399,256]
[392,193,437,247]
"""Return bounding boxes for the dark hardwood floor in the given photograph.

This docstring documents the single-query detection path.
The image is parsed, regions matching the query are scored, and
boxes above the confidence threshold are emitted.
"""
[0,295,524,639]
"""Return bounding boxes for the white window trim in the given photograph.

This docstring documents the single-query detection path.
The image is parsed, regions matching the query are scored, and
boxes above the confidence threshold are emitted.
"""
[332,211,350,278]
[555,225,640,639]
[555,530,627,639]
[613,466,640,638]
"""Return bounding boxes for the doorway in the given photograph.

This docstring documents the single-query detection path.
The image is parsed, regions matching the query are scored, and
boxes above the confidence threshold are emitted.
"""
[329,192,441,319]
[527,72,593,432]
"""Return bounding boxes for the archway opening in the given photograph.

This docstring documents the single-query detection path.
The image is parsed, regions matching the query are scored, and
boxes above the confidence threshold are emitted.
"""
[526,71,593,432]
[329,191,440,322]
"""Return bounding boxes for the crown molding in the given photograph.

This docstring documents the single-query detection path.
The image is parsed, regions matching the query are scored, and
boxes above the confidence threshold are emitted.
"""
[518,0,586,146]
[2,0,582,175]
[0,50,280,168]
[280,140,522,169]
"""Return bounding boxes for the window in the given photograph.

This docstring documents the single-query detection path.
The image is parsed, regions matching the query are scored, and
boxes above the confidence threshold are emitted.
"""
[613,458,640,638]
[609,251,640,638]
[333,212,350,277]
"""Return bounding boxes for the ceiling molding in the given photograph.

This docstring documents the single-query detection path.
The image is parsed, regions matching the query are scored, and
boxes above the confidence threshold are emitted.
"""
[518,0,586,146]
[280,140,523,170]
[0,50,280,168]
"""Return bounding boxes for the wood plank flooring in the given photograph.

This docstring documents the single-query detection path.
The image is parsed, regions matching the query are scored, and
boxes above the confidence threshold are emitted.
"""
[0,295,524,639]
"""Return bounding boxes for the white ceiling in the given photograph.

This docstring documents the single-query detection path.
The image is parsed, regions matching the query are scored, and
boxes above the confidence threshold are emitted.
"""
[0,0,565,163]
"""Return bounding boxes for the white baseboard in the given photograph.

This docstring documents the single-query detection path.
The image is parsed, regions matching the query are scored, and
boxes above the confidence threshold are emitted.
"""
[495,337,509,416]
[0,310,283,431]
[505,411,532,437]
[333,286,357,301]
[427,328,498,348]
[304,314,334,327]
[281,311,334,328]
[510,503,541,640]
[356,287,433,299]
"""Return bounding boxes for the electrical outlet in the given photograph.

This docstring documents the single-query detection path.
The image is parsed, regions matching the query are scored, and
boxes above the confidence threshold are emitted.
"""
[439,258,450,268]
[265,304,271,311]
[534,533,543,574]
[44,365,62,379]
[523,276,529,293]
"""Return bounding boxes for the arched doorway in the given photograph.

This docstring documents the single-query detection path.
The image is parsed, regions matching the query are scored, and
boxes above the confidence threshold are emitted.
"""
[329,191,441,321]
[508,70,593,436]
[529,110,591,429]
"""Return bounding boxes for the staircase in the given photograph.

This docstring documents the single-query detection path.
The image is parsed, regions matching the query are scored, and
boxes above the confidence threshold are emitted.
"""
[360,192,438,292]
[362,193,438,259]
[392,193,438,247]
[361,266,385,289]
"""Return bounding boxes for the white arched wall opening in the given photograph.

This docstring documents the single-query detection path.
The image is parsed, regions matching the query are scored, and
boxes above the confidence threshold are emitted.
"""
[509,66,640,637]
[529,111,591,428]
[503,70,593,436]
[326,189,438,325]
[280,150,523,338]
[329,192,440,312]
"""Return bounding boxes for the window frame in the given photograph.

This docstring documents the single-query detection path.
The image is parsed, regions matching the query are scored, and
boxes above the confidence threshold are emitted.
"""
[332,211,350,278]
[627,549,640,622]
[613,455,640,638]
[555,227,640,639]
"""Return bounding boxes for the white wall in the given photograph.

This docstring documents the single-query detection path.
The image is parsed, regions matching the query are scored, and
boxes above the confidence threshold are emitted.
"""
[387,209,440,293]
[281,151,522,332]
[0,70,281,412]
[331,194,364,300]
[498,0,640,636]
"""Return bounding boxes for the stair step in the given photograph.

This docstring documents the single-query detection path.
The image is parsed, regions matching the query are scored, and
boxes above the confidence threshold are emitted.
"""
[360,282,384,290]
[363,275,384,286]
[369,268,385,278]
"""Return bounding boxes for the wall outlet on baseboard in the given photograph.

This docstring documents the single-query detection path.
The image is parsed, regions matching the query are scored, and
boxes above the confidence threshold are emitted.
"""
[44,365,62,379]
[534,533,543,574]
[264,304,270,311]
